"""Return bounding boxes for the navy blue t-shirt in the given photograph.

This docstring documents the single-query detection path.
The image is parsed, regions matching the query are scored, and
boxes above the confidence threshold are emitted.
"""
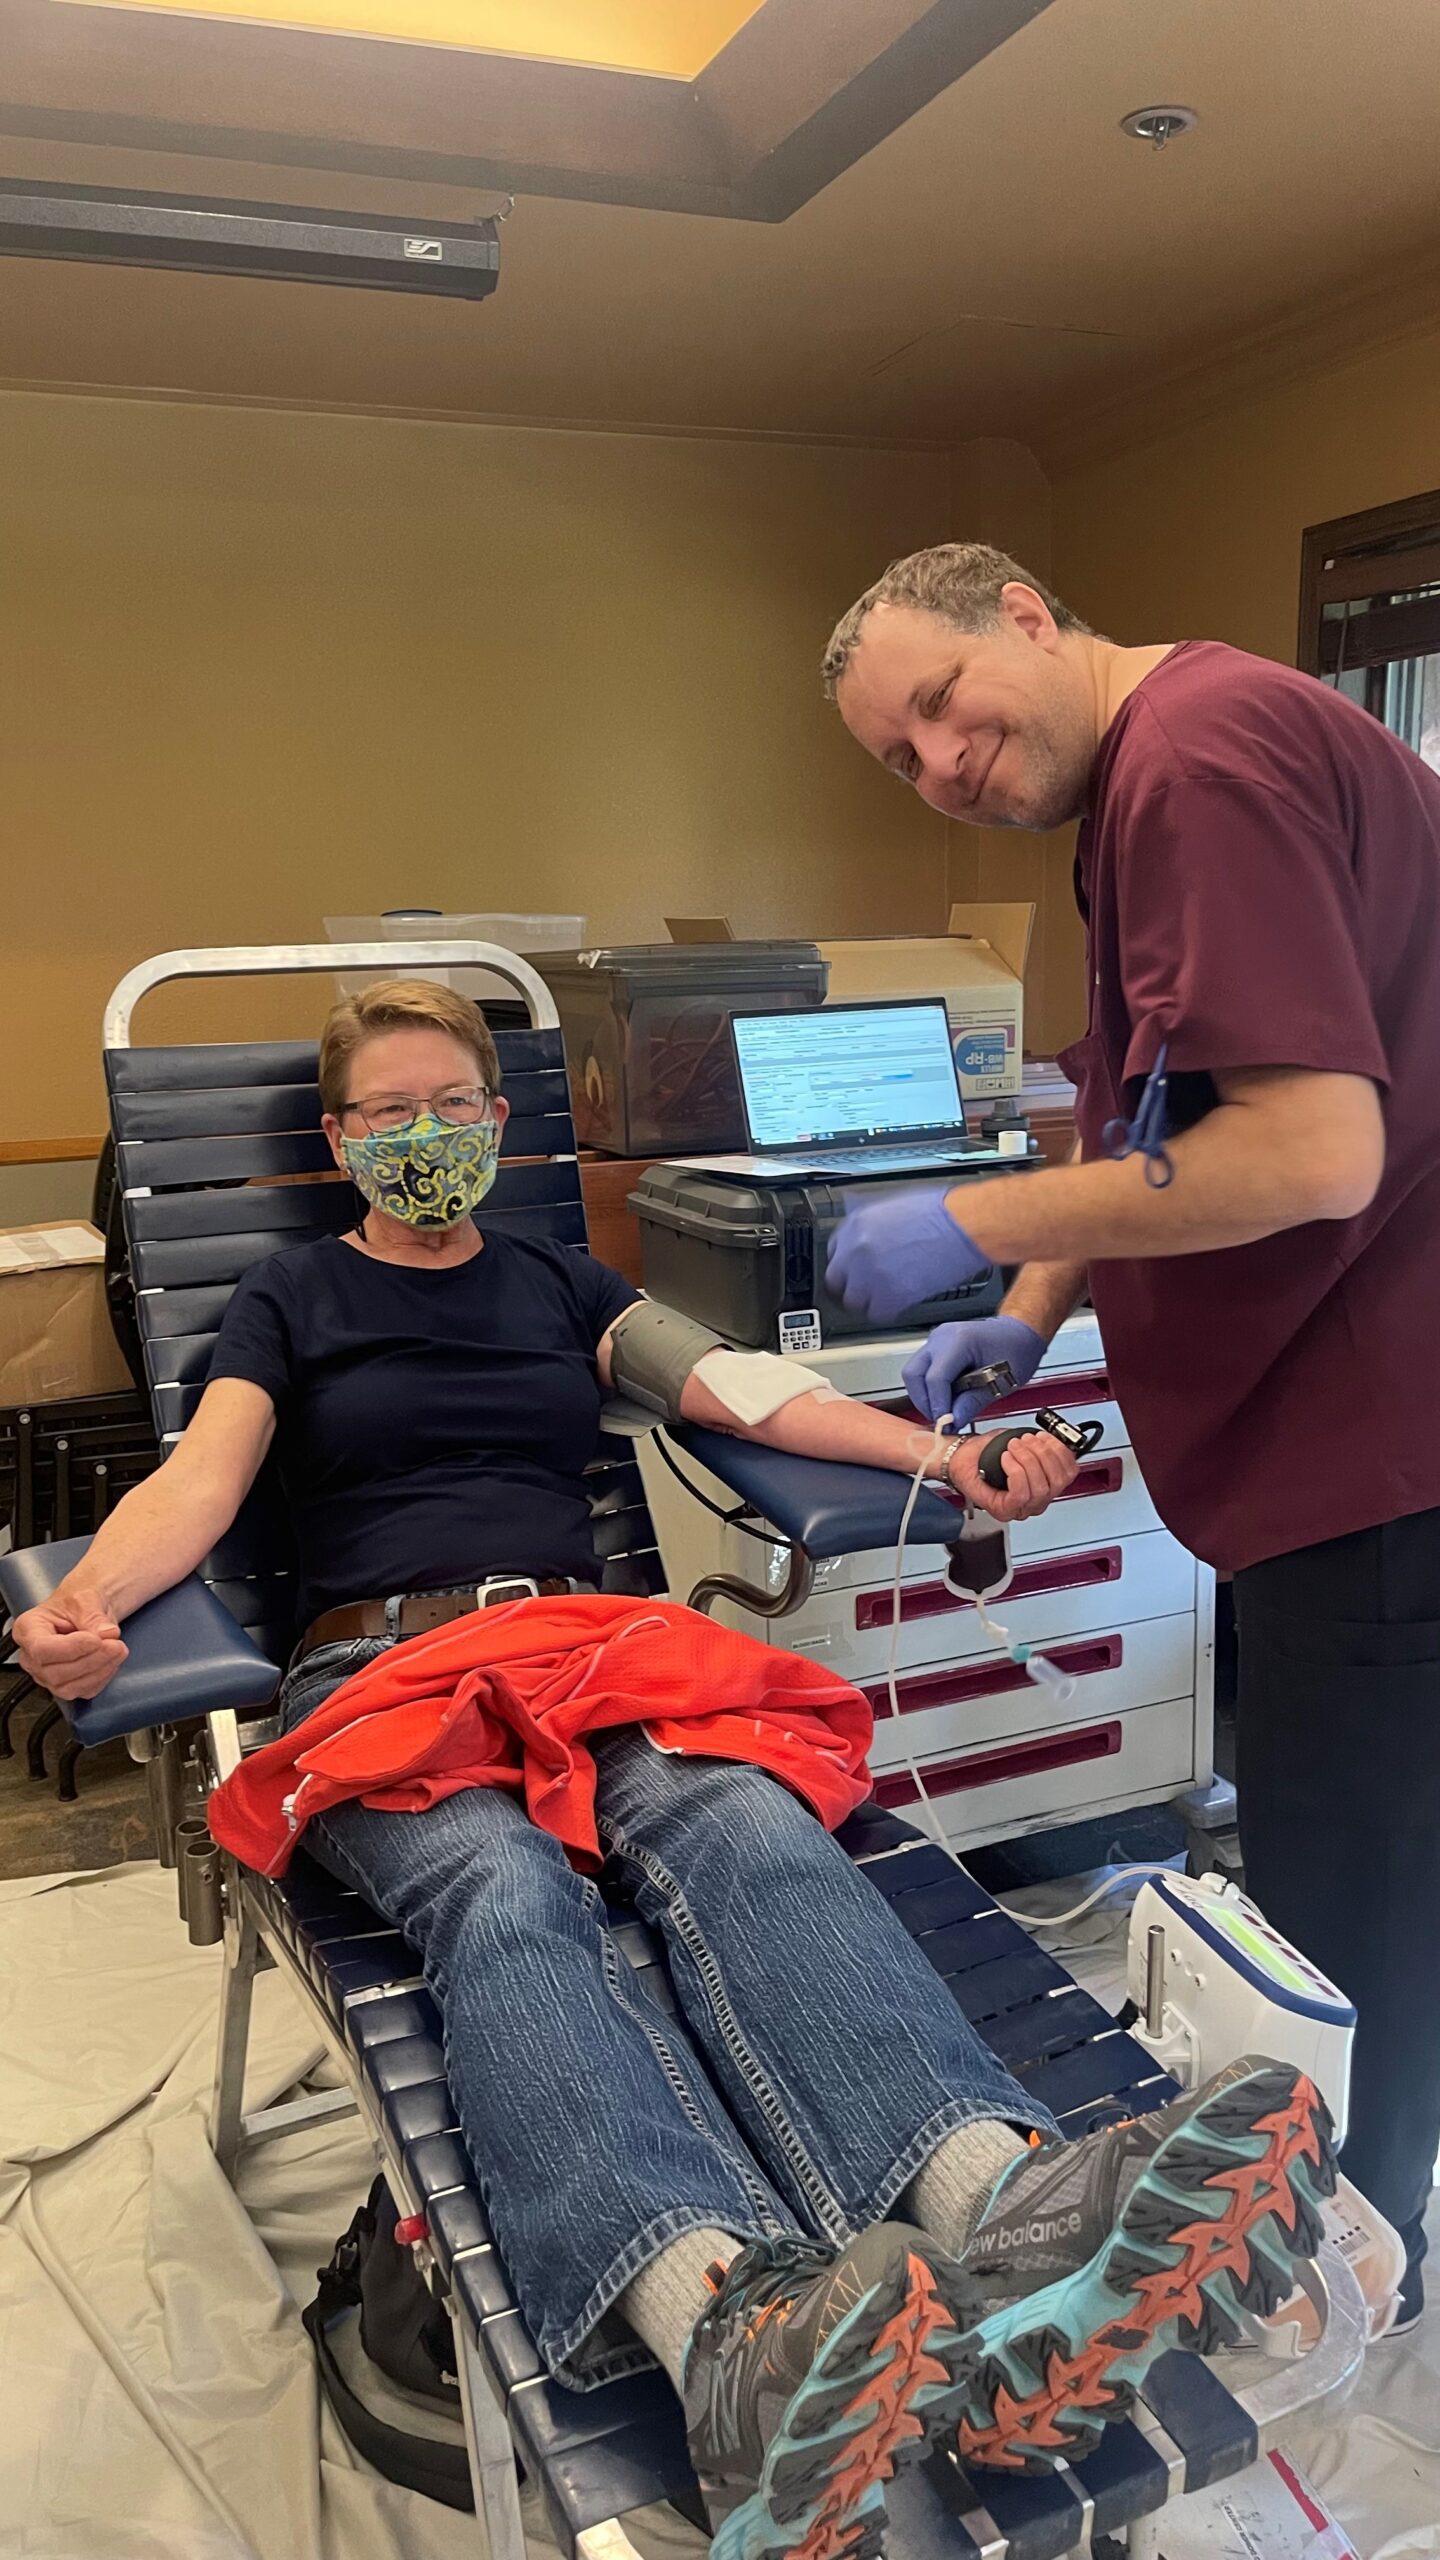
[208,1232,639,1626]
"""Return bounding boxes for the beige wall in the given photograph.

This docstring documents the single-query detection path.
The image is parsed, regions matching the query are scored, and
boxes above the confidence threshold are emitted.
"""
[2,389,952,1143]
[1051,322,1440,657]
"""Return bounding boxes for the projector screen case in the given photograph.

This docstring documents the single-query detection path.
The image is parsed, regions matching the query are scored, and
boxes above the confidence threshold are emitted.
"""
[0,180,501,298]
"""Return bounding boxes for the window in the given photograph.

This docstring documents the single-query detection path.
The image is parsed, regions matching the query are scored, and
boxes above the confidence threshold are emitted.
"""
[1298,489,1440,773]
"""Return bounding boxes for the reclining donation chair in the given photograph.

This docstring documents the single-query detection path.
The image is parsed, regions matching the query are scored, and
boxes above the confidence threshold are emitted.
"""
[0,945,1366,2560]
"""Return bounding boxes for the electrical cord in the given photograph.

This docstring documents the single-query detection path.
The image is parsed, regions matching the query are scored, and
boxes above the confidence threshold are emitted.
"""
[882,1421,1079,1873]
[650,1427,797,1554]
[883,1419,957,1859]
[989,1862,1184,1932]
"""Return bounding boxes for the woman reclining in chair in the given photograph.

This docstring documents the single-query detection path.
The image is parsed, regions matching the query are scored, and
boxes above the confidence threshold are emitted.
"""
[15,980,1334,2560]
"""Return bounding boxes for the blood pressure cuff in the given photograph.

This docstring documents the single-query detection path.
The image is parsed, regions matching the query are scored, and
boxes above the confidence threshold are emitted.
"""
[608,1301,828,1427]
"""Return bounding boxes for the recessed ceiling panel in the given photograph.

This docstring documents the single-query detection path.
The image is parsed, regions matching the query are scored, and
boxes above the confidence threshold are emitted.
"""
[50,0,764,77]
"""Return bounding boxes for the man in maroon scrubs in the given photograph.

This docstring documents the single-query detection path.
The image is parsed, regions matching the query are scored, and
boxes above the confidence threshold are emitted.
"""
[821,541,1440,2330]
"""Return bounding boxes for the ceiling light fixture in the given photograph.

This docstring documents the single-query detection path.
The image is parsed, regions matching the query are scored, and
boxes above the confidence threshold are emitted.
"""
[1120,105,1198,150]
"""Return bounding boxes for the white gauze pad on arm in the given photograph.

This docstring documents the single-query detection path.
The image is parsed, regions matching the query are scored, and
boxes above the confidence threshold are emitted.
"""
[690,1349,834,1428]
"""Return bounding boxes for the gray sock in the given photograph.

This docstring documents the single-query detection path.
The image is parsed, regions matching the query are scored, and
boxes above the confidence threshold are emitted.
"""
[903,2121,1031,2258]
[620,2226,743,2390]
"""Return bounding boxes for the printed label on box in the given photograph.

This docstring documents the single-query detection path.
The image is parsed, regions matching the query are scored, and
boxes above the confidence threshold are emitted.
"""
[779,1308,823,1354]
[953,1029,1009,1081]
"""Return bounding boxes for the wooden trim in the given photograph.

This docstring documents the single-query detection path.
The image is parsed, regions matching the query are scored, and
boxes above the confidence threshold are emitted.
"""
[1311,538,1440,608]
[0,1135,104,1165]
[1302,485,1440,562]
[705,0,1053,222]
[1298,486,1440,675]
[0,0,733,211]
[0,0,1057,221]
[1317,594,1440,675]
[701,0,930,165]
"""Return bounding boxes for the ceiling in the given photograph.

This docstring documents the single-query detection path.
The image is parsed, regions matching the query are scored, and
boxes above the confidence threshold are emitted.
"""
[3,0,1439,462]
[53,0,765,78]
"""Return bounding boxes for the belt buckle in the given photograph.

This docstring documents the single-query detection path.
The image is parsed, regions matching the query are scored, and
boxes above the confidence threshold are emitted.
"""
[478,1575,541,1611]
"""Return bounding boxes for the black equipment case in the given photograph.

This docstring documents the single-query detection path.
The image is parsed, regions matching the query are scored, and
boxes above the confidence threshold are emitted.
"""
[629,1153,1036,1352]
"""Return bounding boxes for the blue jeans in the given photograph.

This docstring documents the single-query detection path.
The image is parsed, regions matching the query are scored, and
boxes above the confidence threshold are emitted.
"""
[283,1641,1056,2389]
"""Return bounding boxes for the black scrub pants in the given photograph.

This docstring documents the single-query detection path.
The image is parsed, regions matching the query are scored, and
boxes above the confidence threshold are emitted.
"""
[1234,1503,1440,2305]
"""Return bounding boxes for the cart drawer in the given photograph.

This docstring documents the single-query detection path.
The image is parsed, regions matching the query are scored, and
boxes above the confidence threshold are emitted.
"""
[865,1610,1199,1764]
[784,1530,1197,1678]
[873,1691,1198,1852]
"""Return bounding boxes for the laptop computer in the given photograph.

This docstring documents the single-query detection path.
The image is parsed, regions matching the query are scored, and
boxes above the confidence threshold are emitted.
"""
[698,997,1003,1180]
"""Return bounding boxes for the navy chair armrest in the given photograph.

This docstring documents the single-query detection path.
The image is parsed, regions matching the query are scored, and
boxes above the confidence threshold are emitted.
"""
[667,1426,960,1562]
[0,1535,281,1746]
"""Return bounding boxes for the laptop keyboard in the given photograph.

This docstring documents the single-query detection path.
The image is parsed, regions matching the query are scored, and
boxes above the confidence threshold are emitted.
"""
[777,1143,977,1176]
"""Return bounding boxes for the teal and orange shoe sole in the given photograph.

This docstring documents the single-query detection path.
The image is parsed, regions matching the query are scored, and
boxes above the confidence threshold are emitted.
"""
[943,2060,1339,2475]
[709,2062,1336,2553]
[707,2234,969,2560]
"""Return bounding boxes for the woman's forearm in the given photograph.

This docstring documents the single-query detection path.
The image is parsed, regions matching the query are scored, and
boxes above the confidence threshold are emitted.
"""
[729,1387,946,1476]
[678,1375,1076,1522]
[55,1460,239,1619]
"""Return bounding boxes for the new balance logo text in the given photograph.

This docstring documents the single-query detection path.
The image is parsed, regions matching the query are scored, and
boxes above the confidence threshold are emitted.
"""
[975,2211,1083,2255]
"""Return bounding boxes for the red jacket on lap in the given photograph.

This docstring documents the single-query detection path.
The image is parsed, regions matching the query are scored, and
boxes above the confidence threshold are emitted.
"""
[208,1594,875,1876]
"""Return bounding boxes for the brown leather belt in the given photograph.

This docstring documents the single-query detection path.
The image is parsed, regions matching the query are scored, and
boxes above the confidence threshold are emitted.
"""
[297,1575,584,1665]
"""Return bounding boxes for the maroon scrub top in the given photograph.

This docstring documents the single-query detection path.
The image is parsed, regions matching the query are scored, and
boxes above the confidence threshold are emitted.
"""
[1058,641,1440,1571]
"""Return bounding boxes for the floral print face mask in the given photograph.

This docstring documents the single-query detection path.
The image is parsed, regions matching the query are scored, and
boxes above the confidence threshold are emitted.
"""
[340,1113,502,1228]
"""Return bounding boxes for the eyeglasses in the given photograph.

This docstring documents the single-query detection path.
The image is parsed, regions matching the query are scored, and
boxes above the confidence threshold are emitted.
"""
[339,1086,493,1136]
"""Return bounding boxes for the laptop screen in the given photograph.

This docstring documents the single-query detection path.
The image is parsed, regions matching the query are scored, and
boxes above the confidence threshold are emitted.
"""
[731,1000,964,1149]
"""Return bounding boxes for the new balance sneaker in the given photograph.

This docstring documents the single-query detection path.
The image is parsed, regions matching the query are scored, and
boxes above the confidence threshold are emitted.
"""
[681,2226,968,2560]
[940,2057,1338,2472]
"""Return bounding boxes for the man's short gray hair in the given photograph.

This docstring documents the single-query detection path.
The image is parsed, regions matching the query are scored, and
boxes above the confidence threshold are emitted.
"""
[821,542,1092,698]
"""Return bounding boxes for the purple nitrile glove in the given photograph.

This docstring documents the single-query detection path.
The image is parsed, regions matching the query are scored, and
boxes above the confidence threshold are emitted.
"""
[902,1314,1046,1429]
[825,1187,987,1327]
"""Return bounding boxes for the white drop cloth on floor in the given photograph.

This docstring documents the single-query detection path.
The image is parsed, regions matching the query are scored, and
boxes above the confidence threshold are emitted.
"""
[1,1859,1436,2558]
[0,1862,704,2560]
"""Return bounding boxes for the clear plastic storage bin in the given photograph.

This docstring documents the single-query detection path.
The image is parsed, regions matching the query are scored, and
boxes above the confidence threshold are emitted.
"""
[538,942,829,1156]
[326,911,585,1003]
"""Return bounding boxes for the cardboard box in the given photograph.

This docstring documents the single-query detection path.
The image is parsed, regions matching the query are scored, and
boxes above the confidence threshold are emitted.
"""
[818,904,1033,1101]
[0,1223,134,1408]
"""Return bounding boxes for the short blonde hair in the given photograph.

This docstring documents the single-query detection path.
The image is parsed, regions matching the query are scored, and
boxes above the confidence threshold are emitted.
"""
[319,978,502,1117]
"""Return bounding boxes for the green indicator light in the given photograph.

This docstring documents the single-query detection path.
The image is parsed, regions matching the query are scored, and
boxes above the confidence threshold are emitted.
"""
[1207,1905,1318,1998]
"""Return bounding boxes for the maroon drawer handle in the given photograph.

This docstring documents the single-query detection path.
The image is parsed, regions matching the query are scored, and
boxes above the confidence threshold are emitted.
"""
[862,1634,1123,1716]
[875,1720,1123,1806]
[1064,1456,1124,1502]
[856,1547,1123,1632]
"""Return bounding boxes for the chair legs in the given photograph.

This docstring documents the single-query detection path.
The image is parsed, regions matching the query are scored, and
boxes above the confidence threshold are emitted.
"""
[454,2316,530,2560]
[210,1883,261,2182]
[0,1671,91,1796]
[25,1697,61,1779]
[145,1732,185,1868]
[56,1730,85,1802]
[0,1667,38,1756]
